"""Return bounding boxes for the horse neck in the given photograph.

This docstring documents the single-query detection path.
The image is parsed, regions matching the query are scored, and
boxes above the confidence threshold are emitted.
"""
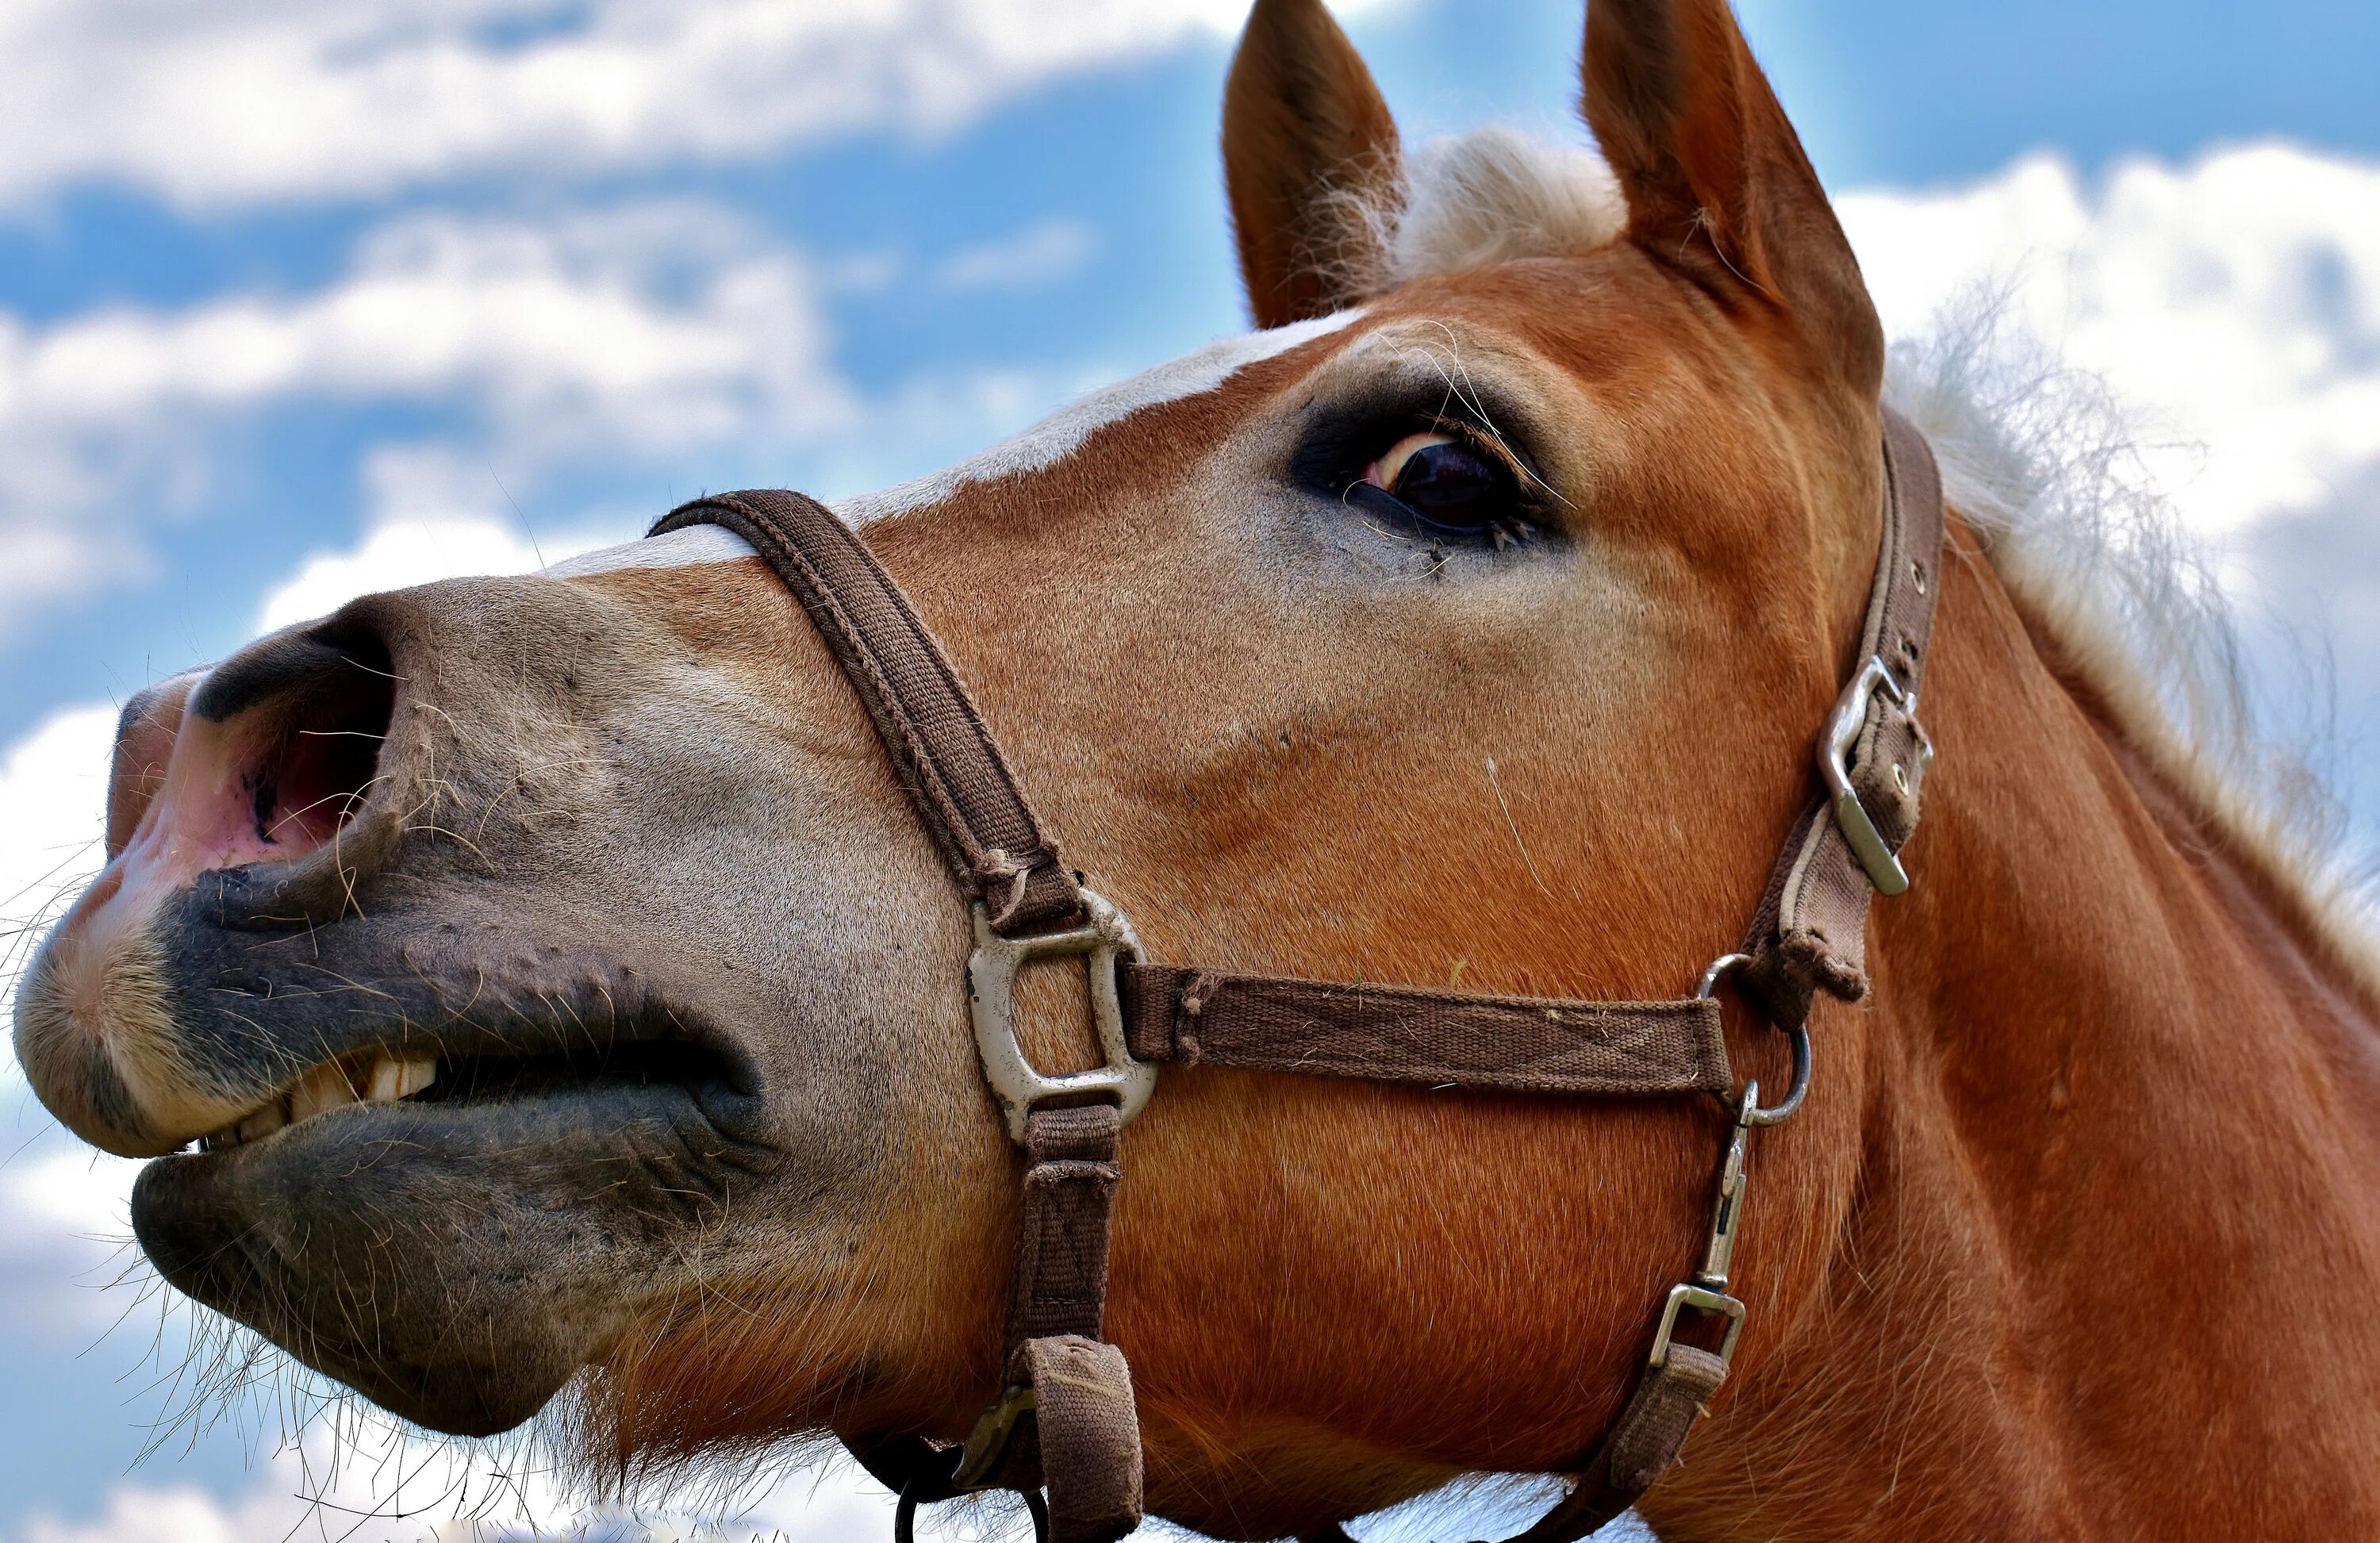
[1657,520,2380,1541]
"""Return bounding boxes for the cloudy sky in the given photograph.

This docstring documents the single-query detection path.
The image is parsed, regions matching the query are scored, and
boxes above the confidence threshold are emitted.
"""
[2,1,2376,1539]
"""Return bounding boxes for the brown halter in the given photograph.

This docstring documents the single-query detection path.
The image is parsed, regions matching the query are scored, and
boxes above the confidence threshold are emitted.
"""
[650,405,1946,1543]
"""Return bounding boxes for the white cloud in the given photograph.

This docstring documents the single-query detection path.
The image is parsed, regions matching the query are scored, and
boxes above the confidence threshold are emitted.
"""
[8,1427,904,1543]
[0,703,113,938]
[14,1480,288,1543]
[0,703,135,1338]
[0,700,113,1090]
[935,219,1100,293]
[0,1139,144,1337]
[253,514,566,635]
[255,445,627,633]
[1841,143,2380,539]
[0,198,849,635]
[0,0,1389,213]
[0,1146,132,1238]
[1841,141,2380,834]
[0,188,1132,641]
[4,200,847,451]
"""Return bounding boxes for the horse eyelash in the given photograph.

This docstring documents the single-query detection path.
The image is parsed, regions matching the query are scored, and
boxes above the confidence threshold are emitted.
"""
[1416,418,1553,528]
[1433,416,1567,517]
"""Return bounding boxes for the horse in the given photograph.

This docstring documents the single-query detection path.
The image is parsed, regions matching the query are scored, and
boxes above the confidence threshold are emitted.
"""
[16,0,2380,1537]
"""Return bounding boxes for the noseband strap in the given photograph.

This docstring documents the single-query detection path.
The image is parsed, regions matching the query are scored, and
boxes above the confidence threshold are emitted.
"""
[651,488,1082,935]
[652,405,1946,1543]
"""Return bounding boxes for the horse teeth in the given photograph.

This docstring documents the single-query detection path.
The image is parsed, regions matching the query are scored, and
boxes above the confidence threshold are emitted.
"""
[200,1056,436,1151]
[289,1061,362,1123]
[202,1047,436,1142]
[366,1055,437,1101]
[235,1100,289,1144]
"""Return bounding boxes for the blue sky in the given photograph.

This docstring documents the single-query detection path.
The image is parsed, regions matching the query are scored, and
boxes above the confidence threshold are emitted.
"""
[0,0,2376,747]
[1,2,2376,1540]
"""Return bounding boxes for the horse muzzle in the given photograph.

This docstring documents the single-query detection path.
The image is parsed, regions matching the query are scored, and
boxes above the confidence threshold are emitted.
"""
[10,587,801,1435]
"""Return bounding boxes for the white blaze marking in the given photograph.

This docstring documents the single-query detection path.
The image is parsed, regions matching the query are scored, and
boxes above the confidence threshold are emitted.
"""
[547,309,1361,579]
[835,309,1361,524]
[543,521,758,578]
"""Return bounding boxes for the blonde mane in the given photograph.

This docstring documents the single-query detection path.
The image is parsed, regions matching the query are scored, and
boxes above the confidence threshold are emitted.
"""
[1885,320,2380,996]
[1375,125,2380,992]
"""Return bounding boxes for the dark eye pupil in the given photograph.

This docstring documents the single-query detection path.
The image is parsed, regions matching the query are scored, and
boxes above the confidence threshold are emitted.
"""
[1392,440,1507,527]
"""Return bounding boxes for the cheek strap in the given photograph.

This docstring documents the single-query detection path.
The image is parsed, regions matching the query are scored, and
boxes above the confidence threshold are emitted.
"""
[652,406,1946,1543]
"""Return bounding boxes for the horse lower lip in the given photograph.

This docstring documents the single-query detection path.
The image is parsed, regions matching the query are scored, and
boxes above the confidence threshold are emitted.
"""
[132,1095,697,1440]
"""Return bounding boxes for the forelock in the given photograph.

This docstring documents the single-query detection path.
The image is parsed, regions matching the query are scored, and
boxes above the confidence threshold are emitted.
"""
[1329,125,1630,292]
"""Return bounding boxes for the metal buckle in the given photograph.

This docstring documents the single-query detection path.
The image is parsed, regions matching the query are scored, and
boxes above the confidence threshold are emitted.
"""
[1648,1088,1756,1371]
[950,1382,1038,1490]
[1819,654,1929,897]
[1649,1282,1746,1370]
[967,886,1157,1144]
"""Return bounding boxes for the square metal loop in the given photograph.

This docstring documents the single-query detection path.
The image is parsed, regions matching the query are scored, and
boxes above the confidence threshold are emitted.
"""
[1649,1282,1746,1370]
[966,888,1157,1144]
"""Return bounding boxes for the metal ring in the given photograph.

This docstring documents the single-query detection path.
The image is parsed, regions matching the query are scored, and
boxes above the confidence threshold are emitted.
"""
[1695,952,1753,1000]
[898,1477,1050,1543]
[1695,952,1810,1127]
[1741,1020,1810,1127]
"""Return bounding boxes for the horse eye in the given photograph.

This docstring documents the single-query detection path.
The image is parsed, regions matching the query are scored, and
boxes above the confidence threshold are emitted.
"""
[1364,431,1515,530]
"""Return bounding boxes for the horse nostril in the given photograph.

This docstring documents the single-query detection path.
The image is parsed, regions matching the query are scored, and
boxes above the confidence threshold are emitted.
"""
[175,617,400,869]
[245,629,397,856]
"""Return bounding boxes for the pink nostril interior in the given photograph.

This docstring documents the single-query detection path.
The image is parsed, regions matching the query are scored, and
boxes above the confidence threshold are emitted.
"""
[108,629,399,896]
[248,676,396,857]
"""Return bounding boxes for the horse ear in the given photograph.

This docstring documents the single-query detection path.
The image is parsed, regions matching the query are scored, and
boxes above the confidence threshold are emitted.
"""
[1223,0,1403,329]
[1580,0,1881,390]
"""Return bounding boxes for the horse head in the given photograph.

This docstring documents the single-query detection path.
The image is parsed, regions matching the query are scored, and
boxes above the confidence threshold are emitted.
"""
[26,2,2378,1539]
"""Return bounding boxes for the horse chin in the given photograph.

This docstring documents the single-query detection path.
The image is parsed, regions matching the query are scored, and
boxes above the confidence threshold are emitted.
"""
[128,1078,733,1437]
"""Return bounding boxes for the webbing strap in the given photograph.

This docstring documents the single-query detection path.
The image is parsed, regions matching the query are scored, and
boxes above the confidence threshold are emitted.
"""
[1122,966,1729,1097]
[650,489,1081,935]
[996,1337,1144,1543]
[653,407,1947,1542]
[1004,1105,1123,1355]
[1743,409,1946,1023]
[981,1107,1143,1543]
